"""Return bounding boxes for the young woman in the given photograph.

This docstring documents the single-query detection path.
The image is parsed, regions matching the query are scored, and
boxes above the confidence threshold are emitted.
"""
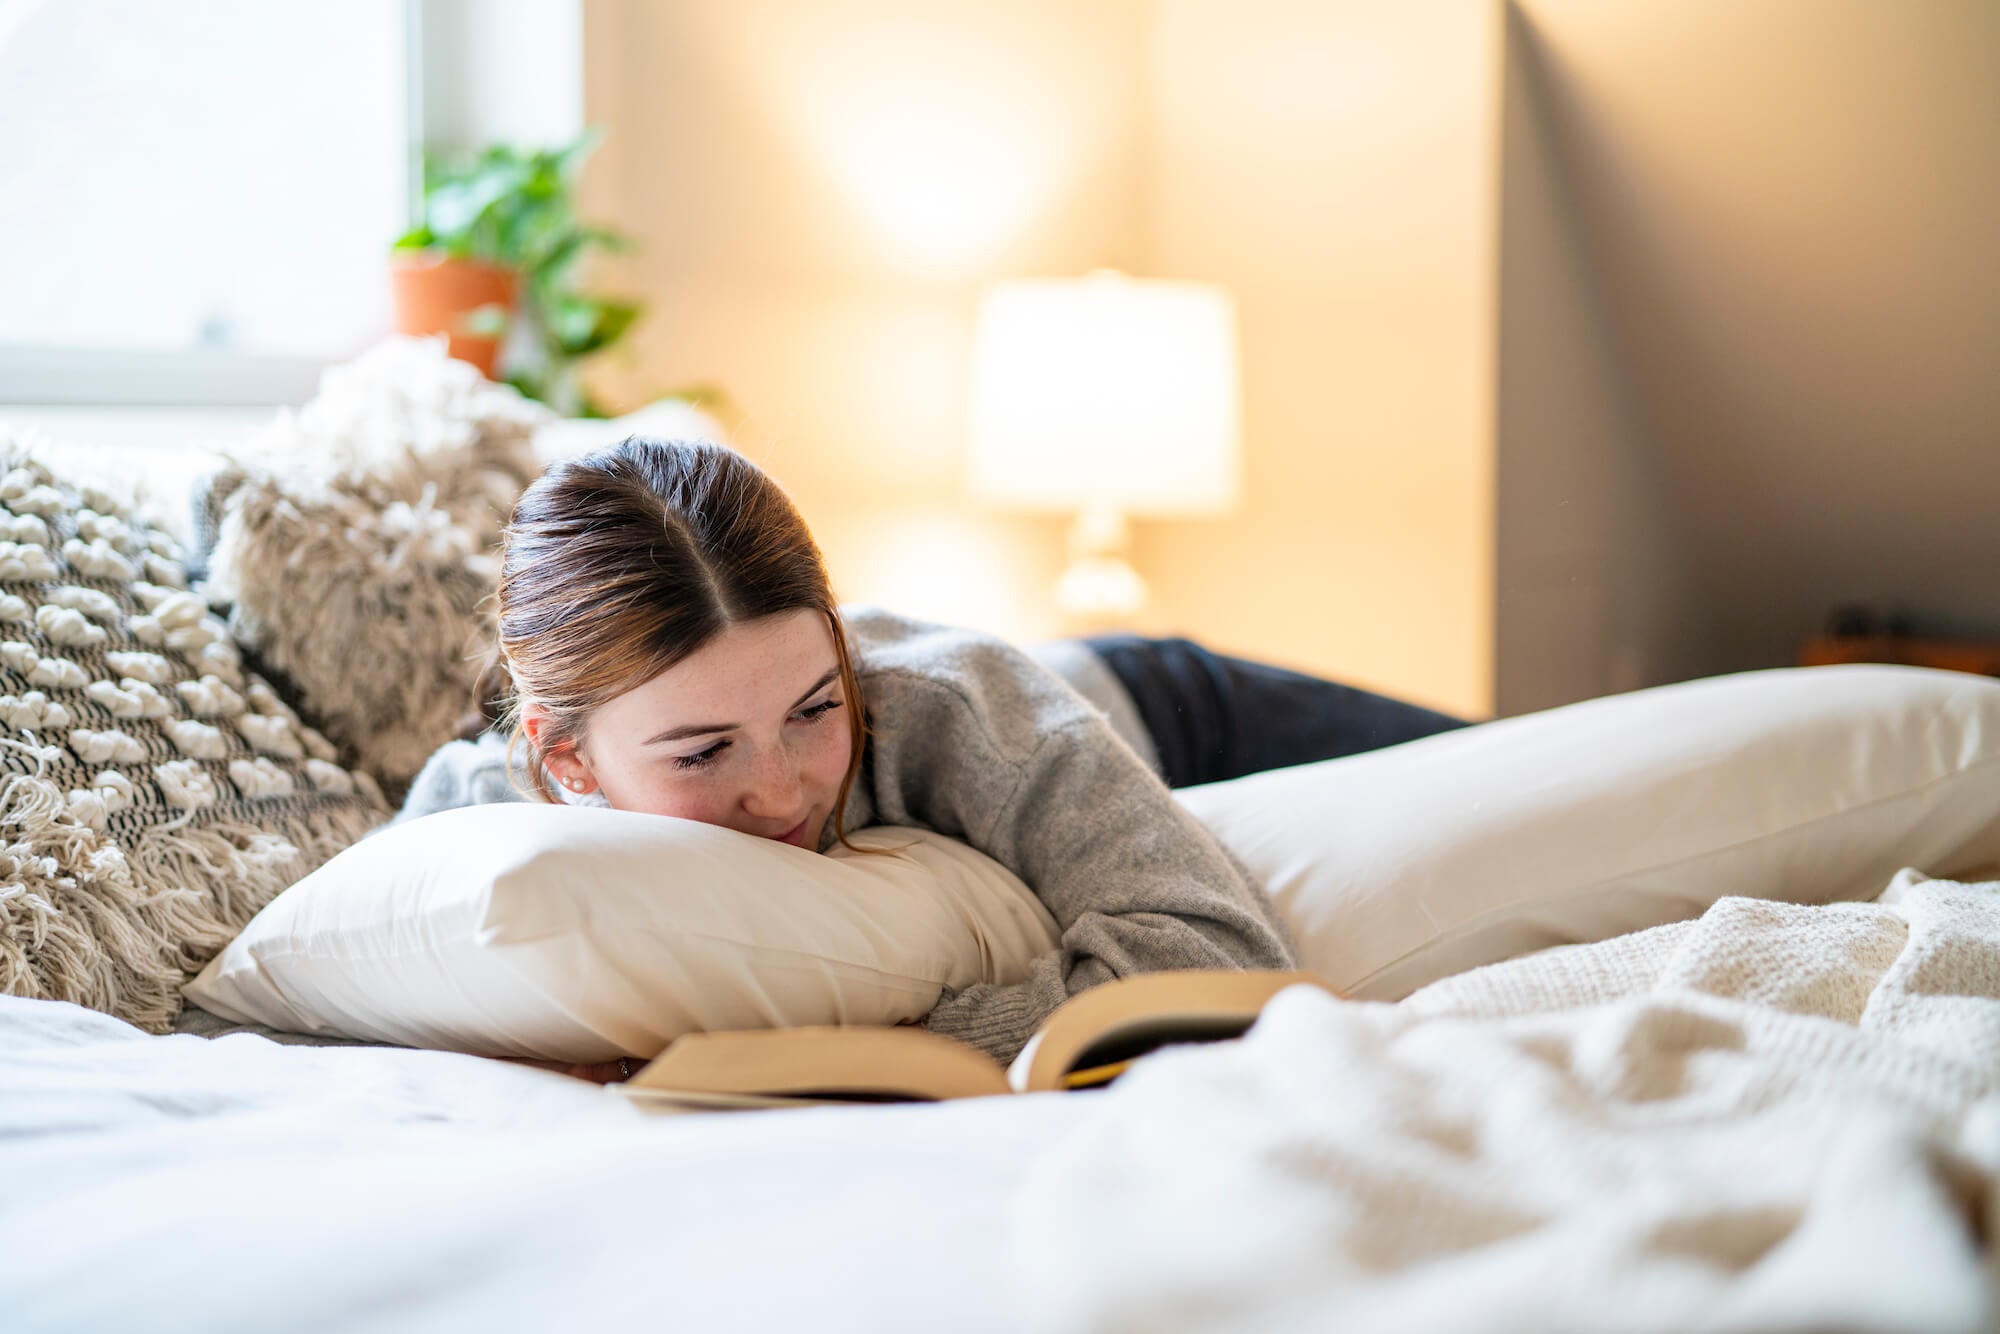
[407,436,1467,1072]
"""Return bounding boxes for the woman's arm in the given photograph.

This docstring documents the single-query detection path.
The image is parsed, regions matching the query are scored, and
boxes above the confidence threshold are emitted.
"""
[921,716,1297,1063]
[846,613,1297,1064]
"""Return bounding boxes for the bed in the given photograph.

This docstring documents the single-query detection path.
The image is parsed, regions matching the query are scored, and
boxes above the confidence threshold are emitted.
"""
[6,354,1997,1331]
[6,993,1067,1332]
[9,865,1996,1334]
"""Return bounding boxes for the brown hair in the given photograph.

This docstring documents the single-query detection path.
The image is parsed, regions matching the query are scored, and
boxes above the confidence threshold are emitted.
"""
[491,437,869,847]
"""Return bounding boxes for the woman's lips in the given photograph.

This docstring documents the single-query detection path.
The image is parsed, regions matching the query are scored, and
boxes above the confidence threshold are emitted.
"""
[775,817,810,847]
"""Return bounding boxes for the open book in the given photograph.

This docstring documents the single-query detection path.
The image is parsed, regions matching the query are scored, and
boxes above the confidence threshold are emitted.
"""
[620,969,1335,1109]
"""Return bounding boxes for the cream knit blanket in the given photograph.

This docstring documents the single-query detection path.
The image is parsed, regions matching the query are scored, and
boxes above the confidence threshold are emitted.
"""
[1017,871,2000,1333]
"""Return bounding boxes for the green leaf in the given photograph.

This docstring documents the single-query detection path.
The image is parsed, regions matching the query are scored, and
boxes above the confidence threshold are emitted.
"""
[579,225,634,254]
[545,295,600,351]
[504,368,553,405]
[527,232,578,283]
[590,300,641,348]
[426,173,522,251]
[546,297,641,358]
[554,127,605,179]
[459,303,511,337]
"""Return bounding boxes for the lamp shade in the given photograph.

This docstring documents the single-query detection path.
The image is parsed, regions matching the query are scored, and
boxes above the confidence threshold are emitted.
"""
[966,273,1241,516]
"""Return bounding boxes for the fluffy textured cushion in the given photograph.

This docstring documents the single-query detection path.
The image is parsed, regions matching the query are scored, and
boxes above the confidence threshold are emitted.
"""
[0,432,389,1032]
[198,339,728,797]
[198,339,552,795]
[184,803,1062,1062]
[1177,664,2000,999]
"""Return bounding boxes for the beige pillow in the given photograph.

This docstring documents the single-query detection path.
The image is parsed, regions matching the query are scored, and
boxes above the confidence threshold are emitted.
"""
[1178,664,2000,999]
[185,804,1061,1062]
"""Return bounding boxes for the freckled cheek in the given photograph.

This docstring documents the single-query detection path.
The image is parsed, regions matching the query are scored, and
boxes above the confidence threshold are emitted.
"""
[610,766,732,825]
[661,786,734,826]
[804,725,855,804]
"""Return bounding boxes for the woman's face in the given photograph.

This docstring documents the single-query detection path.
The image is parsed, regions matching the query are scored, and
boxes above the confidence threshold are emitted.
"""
[540,609,853,851]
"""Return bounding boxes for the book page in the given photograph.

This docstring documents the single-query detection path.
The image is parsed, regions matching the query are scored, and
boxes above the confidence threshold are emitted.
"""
[1005,1029,1046,1094]
[1017,971,1335,1093]
[630,1024,1010,1103]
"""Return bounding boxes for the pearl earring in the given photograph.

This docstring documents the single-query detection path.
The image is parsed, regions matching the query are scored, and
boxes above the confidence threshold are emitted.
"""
[564,778,584,792]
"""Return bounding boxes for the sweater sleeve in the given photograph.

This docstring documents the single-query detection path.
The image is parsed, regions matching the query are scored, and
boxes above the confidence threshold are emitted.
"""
[845,613,1297,1064]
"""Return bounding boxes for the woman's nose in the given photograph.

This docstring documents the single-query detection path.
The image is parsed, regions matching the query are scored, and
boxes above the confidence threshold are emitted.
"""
[740,746,804,817]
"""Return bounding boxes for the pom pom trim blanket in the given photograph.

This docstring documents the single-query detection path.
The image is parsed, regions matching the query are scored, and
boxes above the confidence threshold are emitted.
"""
[1018,869,2000,1334]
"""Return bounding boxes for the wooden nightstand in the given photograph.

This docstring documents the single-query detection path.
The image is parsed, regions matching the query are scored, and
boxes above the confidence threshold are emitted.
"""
[1799,635,2000,679]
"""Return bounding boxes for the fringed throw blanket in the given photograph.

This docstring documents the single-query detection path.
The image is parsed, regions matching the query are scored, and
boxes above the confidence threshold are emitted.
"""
[0,433,388,1032]
[1018,870,2000,1334]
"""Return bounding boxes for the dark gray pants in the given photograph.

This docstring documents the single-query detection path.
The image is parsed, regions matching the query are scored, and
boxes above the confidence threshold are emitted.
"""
[1083,635,1472,789]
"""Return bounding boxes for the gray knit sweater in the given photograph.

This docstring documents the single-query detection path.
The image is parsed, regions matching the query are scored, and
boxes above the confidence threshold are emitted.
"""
[397,608,1297,1063]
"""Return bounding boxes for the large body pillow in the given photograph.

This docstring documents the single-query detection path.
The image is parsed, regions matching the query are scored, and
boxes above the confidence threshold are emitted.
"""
[190,663,2000,1061]
[185,804,1060,1062]
[1178,664,2000,999]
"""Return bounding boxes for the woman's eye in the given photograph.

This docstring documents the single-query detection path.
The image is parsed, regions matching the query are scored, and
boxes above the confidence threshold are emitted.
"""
[795,699,843,724]
[673,740,730,771]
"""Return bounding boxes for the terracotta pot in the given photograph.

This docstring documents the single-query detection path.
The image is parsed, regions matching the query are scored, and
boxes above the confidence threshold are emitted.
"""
[388,253,519,379]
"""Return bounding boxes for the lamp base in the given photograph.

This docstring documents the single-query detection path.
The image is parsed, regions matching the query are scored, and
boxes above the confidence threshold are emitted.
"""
[1056,505,1146,622]
[1055,555,1146,622]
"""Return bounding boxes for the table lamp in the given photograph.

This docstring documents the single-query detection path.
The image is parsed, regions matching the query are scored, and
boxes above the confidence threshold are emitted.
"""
[966,271,1242,621]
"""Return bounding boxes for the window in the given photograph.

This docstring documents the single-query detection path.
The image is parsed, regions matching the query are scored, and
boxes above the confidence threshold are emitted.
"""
[0,0,413,404]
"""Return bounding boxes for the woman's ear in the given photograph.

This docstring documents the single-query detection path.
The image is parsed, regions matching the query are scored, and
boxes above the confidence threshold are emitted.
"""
[522,704,598,795]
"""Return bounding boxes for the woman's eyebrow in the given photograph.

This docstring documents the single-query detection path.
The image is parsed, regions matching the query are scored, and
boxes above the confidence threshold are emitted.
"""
[643,721,733,745]
[788,666,841,711]
[642,667,841,746]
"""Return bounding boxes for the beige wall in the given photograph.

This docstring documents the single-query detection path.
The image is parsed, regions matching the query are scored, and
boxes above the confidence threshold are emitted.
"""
[1493,1,1711,715]
[1141,0,1500,717]
[580,0,1149,646]
[579,0,1503,717]
[577,0,1996,721]
[1507,0,2000,685]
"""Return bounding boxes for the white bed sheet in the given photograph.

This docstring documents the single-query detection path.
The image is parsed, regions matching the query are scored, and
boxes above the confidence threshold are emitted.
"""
[11,870,2000,1334]
[1,995,1078,1334]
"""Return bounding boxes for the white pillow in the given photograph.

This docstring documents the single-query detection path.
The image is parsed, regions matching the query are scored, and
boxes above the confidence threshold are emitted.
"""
[1177,664,2000,1000]
[184,805,1060,1062]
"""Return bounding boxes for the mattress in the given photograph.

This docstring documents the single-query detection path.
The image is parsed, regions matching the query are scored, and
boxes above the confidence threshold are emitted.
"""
[3,994,1075,1333]
[9,868,1998,1333]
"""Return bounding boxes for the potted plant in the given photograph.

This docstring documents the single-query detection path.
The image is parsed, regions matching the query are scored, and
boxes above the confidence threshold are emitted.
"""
[391,131,642,417]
